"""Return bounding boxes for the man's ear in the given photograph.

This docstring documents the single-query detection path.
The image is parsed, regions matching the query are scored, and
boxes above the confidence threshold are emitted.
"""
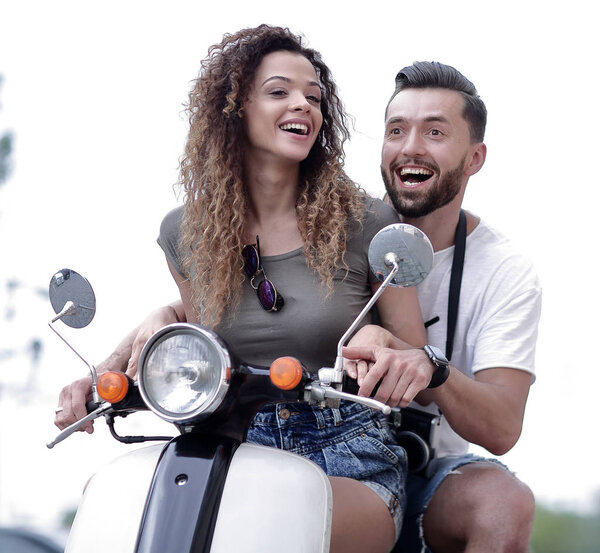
[465,142,487,177]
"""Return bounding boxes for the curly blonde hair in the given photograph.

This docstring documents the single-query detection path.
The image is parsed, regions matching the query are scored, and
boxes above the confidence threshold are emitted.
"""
[179,25,366,326]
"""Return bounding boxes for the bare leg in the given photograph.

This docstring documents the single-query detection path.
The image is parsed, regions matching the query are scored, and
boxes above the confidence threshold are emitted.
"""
[329,476,396,553]
[423,462,535,553]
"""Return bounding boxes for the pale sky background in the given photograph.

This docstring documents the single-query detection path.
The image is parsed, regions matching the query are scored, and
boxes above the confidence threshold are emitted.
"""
[1,0,599,534]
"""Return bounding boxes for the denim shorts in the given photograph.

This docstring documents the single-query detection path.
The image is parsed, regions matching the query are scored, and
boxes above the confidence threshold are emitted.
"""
[247,400,408,539]
[397,454,508,553]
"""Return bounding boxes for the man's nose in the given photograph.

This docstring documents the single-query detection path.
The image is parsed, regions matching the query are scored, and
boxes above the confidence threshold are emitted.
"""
[401,129,426,157]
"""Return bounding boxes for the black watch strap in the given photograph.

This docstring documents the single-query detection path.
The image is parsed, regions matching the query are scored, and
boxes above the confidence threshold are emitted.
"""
[423,345,450,388]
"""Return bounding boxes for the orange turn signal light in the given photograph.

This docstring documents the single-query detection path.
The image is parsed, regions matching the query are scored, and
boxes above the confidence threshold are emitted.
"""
[270,357,303,390]
[97,371,129,403]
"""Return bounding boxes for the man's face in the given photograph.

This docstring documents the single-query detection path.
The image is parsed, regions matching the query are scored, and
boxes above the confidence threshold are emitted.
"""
[381,88,479,218]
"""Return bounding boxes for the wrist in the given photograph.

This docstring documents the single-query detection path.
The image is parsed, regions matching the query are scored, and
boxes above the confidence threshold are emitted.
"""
[421,345,450,388]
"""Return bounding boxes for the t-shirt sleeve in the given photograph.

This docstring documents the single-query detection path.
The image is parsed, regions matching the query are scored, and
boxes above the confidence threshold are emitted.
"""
[471,256,542,382]
[156,206,186,278]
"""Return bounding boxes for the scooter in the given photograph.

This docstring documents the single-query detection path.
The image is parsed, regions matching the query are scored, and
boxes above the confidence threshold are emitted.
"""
[47,222,433,553]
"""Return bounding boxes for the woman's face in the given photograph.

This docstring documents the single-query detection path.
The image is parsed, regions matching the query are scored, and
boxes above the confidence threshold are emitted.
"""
[242,50,323,165]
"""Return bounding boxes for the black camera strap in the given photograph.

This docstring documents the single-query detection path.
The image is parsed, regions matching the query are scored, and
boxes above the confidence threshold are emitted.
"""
[445,209,466,361]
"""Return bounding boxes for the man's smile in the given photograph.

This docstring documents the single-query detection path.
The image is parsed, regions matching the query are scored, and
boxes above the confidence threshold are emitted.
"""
[397,166,434,187]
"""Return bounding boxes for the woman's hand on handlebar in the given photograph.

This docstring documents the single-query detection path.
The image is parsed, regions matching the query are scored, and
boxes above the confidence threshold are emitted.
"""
[54,376,95,433]
[53,301,185,432]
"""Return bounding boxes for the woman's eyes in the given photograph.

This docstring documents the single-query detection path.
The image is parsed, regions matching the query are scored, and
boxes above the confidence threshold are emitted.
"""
[268,90,321,103]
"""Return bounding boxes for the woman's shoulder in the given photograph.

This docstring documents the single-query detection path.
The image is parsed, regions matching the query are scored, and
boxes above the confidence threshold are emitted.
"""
[360,195,400,231]
[159,205,184,241]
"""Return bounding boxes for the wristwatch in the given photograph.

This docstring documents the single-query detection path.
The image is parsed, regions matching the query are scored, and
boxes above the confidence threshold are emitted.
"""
[422,345,450,388]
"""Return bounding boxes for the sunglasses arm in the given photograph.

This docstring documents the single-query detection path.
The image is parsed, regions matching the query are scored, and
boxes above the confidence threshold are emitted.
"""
[330,253,401,381]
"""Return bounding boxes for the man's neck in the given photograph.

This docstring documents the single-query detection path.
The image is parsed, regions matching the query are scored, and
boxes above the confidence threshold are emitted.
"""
[400,196,477,252]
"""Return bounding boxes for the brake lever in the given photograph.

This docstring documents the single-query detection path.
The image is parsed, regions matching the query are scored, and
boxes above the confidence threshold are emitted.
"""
[47,403,113,449]
[306,382,391,415]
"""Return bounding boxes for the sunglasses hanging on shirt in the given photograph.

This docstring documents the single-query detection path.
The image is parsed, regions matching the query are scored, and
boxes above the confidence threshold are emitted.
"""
[242,236,284,312]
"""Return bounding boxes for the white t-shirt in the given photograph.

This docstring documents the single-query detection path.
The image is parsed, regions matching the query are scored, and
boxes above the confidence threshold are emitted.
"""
[414,215,542,456]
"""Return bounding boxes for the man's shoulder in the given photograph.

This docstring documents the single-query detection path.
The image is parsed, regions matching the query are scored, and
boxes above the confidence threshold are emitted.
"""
[464,216,540,295]
[469,217,535,267]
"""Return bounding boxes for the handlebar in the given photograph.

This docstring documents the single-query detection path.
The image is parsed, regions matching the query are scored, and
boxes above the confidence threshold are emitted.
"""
[307,374,390,415]
[47,403,114,449]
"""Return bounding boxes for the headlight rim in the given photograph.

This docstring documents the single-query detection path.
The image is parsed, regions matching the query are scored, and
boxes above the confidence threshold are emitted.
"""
[137,322,231,423]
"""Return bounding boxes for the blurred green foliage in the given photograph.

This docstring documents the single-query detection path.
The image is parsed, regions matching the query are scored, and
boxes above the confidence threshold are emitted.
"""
[531,504,600,553]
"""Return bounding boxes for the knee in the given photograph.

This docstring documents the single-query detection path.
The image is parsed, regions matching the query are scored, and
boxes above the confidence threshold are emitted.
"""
[481,468,535,524]
[423,464,535,553]
[471,467,535,547]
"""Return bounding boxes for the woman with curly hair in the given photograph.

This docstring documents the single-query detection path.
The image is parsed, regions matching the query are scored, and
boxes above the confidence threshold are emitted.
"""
[56,25,425,552]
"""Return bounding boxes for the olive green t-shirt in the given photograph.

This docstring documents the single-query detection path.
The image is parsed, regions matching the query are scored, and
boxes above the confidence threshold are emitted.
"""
[157,197,399,373]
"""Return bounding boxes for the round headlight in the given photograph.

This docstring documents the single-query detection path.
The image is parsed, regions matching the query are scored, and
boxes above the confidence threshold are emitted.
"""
[138,323,231,423]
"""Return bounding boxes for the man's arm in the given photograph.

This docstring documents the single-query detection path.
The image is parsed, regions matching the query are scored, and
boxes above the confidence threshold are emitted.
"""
[418,365,530,455]
[343,326,531,455]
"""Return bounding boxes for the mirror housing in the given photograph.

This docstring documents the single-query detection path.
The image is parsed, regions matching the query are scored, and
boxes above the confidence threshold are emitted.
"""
[49,269,96,328]
[368,223,433,287]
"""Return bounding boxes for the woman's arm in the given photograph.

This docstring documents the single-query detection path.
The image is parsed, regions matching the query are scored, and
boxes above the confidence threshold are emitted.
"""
[54,295,185,432]
[373,283,426,347]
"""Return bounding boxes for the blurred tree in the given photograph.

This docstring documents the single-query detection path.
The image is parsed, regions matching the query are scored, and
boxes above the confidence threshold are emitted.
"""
[0,75,13,186]
[531,503,600,553]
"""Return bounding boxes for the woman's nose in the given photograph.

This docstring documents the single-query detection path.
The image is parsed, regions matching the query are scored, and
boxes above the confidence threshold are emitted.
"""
[290,92,310,112]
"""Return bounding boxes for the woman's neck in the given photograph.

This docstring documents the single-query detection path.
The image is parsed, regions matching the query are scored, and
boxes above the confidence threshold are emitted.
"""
[243,158,303,254]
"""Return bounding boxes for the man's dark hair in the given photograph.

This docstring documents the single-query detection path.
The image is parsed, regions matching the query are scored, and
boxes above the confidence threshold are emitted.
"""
[391,61,487,142]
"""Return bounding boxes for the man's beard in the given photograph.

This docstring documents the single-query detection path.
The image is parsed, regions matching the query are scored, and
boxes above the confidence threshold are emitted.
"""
[382,157,466,218]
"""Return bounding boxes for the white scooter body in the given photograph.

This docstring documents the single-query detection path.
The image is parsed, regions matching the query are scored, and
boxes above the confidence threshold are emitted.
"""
[49,224,433,553]
[66,442,332,553]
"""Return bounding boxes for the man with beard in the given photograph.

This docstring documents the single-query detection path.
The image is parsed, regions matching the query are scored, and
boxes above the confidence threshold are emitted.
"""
[344,61,542,552]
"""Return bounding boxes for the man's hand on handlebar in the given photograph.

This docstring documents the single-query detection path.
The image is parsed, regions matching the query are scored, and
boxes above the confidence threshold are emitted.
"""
[343,325,434,407]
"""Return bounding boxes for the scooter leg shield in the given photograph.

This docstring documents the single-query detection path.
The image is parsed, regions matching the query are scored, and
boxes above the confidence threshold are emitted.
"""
[210,442,333,553]
[65,444,165,553]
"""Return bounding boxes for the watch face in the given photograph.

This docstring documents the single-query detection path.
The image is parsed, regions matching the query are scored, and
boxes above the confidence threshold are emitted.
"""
[425,345,448,364]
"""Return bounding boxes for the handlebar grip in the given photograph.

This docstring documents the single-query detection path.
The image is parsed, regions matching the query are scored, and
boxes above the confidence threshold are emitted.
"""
[342,373,360,395]
[341,373,381,398]
[86,400,101,414]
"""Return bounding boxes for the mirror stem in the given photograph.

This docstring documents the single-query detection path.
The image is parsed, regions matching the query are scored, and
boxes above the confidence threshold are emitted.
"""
[51,300,77,323]
[332,253,400,376]
[48,303,100,403]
